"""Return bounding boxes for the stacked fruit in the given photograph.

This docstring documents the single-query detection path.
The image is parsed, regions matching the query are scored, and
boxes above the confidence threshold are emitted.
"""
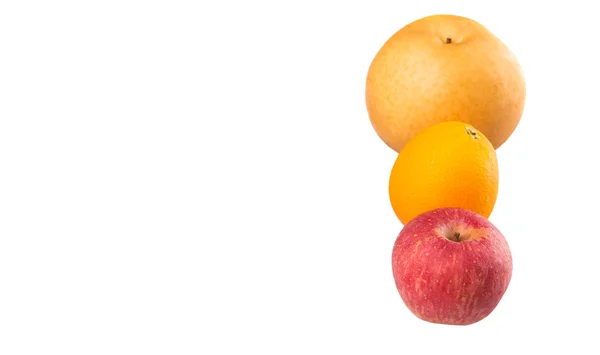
[365,14,526,325]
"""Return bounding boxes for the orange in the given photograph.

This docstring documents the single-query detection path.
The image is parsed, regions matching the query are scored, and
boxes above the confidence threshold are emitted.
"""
[389,121,498,225]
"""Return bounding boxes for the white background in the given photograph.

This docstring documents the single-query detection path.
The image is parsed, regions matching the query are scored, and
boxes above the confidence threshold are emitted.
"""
[1,0,598,354]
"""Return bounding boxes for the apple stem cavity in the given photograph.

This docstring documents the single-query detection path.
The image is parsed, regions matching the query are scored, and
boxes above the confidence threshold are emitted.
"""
[453,231,461,242]
[446,37,452,44]
[446,230,470,242]
[438,224,472,242]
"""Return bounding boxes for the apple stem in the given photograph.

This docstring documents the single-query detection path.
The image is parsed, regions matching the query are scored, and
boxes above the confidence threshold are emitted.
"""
[446,37,452,44]
[453,232,461,242]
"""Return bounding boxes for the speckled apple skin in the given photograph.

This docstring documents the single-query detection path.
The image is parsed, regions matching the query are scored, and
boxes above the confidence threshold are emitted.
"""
[391,208,512,325]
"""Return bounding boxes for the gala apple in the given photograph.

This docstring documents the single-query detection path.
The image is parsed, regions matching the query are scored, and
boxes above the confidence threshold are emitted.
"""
[391,207,512,325]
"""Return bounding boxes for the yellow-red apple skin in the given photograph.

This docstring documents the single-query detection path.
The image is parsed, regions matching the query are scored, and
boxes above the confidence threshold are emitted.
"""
[391,207,512,325]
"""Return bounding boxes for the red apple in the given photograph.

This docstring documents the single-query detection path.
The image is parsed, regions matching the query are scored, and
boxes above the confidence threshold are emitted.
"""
[391,207,512,325]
